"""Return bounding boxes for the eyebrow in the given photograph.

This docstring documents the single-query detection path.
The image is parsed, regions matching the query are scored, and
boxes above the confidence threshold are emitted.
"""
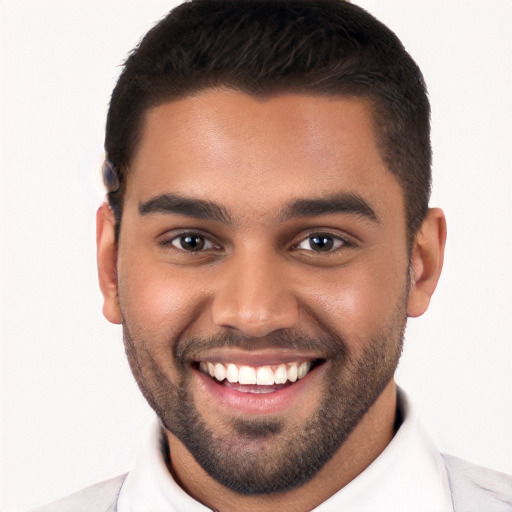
[139,193,232,224]
[279,193,379,223]
[139,191,379,225]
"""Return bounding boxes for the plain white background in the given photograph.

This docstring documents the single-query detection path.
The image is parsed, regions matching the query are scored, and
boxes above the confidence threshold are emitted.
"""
[1,1,511,510]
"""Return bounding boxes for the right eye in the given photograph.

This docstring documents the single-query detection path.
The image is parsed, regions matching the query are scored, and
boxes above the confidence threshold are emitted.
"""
[168,233,217,252]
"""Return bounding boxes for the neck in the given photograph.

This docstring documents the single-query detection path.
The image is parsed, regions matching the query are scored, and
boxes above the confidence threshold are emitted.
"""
[167,380,397,512]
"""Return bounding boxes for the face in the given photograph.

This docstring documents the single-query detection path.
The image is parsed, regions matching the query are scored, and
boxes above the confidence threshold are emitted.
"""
[105,91,413,494]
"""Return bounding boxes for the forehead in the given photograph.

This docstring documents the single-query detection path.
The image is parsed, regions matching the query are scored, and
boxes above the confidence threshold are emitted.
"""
[126,90,402,221]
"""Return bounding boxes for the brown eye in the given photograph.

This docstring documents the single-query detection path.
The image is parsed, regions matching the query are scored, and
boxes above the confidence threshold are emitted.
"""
[296,233,346,252]
[309,235,334,252]
[171,234,212,252]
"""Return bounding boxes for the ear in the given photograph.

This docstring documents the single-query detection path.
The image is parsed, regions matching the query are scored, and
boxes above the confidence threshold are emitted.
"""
[96,203,122,324]
[407,208,447,318]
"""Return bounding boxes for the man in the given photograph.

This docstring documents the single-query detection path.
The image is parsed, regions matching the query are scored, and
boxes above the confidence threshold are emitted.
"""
[33,0,512,511]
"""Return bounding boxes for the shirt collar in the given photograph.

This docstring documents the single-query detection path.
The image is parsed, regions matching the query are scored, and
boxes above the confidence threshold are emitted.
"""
[314,388,454,511]
[117,388,454,512]
[117,418,210,512]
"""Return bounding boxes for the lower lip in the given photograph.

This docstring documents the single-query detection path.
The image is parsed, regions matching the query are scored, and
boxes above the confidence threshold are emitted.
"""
[194,363,326,415]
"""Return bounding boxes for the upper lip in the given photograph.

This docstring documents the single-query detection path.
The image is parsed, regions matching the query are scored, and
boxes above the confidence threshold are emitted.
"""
[192,348,325,366]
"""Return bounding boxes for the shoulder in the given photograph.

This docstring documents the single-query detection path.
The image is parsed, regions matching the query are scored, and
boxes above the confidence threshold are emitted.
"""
[443,454,512,512]
[29,473,128,512]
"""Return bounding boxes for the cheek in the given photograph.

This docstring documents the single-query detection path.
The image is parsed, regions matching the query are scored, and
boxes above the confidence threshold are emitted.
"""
[303,258,408,348]
[117,256,204,340]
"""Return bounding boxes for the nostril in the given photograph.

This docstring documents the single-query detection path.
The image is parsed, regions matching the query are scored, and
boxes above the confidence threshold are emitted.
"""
[211,300,300,338]
[209,261,300,337]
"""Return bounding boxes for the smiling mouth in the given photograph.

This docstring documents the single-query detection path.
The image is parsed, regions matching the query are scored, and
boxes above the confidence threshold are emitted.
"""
[197,360,322,393]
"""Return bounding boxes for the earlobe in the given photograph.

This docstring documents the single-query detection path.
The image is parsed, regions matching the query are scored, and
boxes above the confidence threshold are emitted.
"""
[407,208,447,318]
[96,203,122,324]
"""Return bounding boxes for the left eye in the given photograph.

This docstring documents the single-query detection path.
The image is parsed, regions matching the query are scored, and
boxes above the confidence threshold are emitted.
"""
[296,234,346,252]
[170,234,215,252]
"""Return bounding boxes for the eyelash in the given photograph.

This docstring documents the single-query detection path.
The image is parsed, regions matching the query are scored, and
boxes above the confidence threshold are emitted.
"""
[293,232,353,253]
[159,231,221,253]
[159,230,353,254]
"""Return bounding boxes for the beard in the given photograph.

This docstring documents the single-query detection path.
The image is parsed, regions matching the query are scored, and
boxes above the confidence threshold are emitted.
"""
[122,294,406,496]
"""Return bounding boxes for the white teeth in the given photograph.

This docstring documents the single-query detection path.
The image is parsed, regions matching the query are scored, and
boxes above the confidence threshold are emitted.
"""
[239,366,257,385]
[199,360,314,385]
[256,366,274,385]
[297,361,311,379]
[274,364,288,384]
[287,364,298,383]
[226,363,239,383]
[214,362,226,381]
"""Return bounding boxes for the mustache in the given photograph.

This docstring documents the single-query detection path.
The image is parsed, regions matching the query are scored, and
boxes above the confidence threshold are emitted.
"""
[174,329,347,364]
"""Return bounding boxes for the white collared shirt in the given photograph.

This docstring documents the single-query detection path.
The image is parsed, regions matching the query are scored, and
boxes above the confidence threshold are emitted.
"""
[117,389,454,512]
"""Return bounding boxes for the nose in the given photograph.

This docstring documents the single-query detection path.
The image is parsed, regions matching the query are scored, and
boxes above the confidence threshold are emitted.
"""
[211,250,300,338]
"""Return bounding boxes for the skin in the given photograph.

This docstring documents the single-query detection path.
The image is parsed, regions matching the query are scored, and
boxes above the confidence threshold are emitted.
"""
[97,90,446,512]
